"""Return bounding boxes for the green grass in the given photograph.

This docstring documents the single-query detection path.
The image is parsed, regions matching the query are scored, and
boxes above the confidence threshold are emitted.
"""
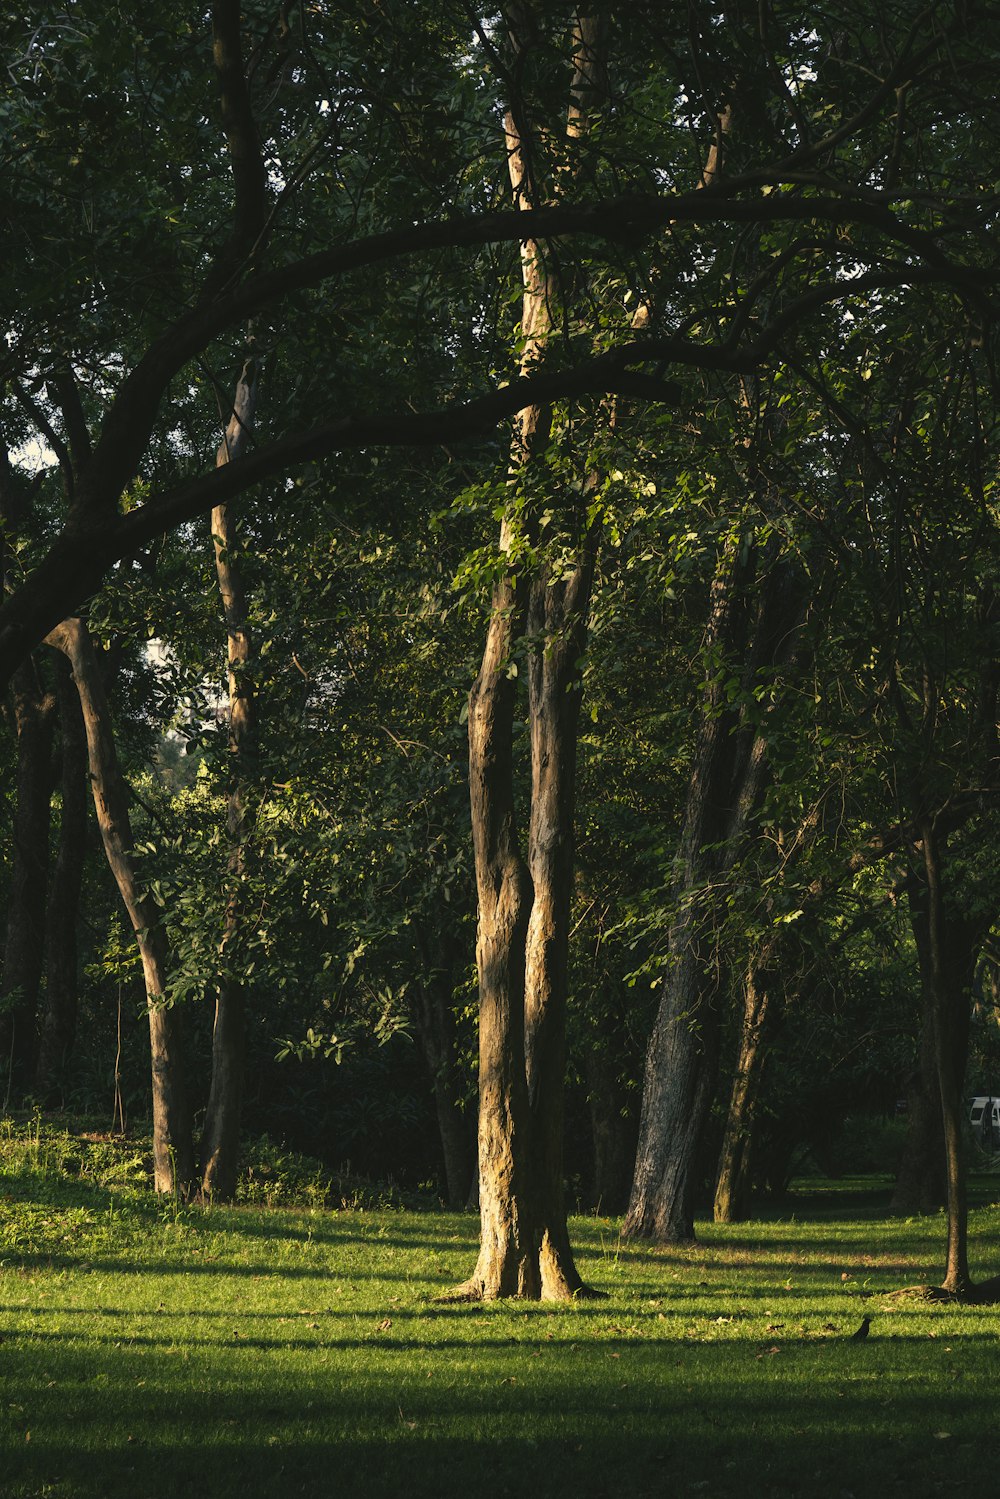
[3,1127,1000,1497]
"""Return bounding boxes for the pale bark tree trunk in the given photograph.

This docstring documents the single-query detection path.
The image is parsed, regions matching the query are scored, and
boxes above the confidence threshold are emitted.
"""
[35,652,89,1103]
[199,355,259,1201]
[455,13,605,1300]
[0,658,56,1099]
[524,540,598,1291]
[46,616,194,1195]
[465,565,541,1295]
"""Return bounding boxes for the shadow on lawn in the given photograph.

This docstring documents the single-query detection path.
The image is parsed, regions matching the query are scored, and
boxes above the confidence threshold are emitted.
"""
[3,1335,1000,1499]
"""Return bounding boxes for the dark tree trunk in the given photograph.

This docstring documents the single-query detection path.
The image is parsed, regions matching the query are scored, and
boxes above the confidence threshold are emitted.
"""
[0,658,56,1099]
[890,908,946,1214]
[35,651,89,1103]
[46,616,194,1196]
[585,1038,636,1215]
[199,356,259,1202]
[411,946,472,1210]
[919,824,979,1296]
[625,543,799,1242]
[714,956,777,1224]
[625,539,808,1242]
[432,1074,472,1211]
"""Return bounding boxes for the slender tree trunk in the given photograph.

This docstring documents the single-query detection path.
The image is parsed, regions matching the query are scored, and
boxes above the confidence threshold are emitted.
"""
[46,616,194,1196]
[453,14,607,1300]
[524,545,596,1292]
[585,1036,636,1215]
[432,1074,472,1210]
[713,957,776,1223]
[920,824,974,1295]
[199,356,259,1201]
[624,544,760,1241]
[35,652,89,1103]
[464,569,540,1297]
[0,659,56,1099]
[890,908,946,1214]
[624,548,804,1241]
[410,941,472,1209]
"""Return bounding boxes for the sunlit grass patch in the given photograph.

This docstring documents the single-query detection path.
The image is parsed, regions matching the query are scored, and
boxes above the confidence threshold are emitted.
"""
[3,1130,1000,1496]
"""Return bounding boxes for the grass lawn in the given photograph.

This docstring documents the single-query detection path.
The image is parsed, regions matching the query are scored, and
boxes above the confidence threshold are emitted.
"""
[3,1130,1000,1497]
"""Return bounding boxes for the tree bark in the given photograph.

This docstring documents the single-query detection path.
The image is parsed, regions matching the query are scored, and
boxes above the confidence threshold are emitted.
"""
[624,547,804,1241]
[464,567,541,1297]
[410,938,472,1210]
[890,906,946,1214]
[585,1036,636,1215]
[919,824,976,1295]
[524,543,597,1291]
[713,956,776,1224]
[454,13,606,1300]
[46,616,194,1196]
[0,658,56,1099]
[199,356,259,1201]
[35,651,89,1103]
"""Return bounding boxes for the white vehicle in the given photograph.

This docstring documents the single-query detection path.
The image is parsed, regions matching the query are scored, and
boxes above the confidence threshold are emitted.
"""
[969,1097,1000,1133]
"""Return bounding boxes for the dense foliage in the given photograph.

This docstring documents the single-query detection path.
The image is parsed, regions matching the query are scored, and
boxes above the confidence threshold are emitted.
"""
[1,4,999,1289]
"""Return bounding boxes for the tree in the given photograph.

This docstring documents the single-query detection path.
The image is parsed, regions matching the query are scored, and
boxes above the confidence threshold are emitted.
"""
[3,1,999,1239]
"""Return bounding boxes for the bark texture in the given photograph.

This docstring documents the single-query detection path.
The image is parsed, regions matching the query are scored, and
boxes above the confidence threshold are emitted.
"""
[35,651,89,1102]
[47,616,194,1196]
[624,548,805,1241]
[713,956,777,1223]
[890,922,946,1215]
[199,356,259,1201]
[0,659,56,1097]
[917,826,980,1295]
[411,931,472,1209]
[457,14,605,1299]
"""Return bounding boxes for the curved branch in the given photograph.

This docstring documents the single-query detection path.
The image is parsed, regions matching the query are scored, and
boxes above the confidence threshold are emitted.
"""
[86,185,982,518]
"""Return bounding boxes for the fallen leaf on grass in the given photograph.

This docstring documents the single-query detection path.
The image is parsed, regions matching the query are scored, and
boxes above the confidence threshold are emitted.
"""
[377,1318,392,1332]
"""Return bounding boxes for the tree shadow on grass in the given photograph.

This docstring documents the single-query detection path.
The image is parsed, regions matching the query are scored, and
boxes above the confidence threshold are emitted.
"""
[3,1335,1000,1499]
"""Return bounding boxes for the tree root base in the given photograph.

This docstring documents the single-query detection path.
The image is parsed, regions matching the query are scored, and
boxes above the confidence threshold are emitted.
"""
[433,1278,606,1305]
[886,1275,1000,1306]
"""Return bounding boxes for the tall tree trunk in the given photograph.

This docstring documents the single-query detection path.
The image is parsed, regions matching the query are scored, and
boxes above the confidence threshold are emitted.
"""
[713,956,776,1224]
[624,547,804,1242]
[524,543,597,1291]
[585,1035,636,1215]
[464,568,541,1297]
[890,908,946,1214]
[454,13,606,1300]
[410,934,472,1210]
[35,652,89,1103]
[0,659,56,1100]
[919,824,977,1295]
[46,616,194,1196]
[199,355,259,1202]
